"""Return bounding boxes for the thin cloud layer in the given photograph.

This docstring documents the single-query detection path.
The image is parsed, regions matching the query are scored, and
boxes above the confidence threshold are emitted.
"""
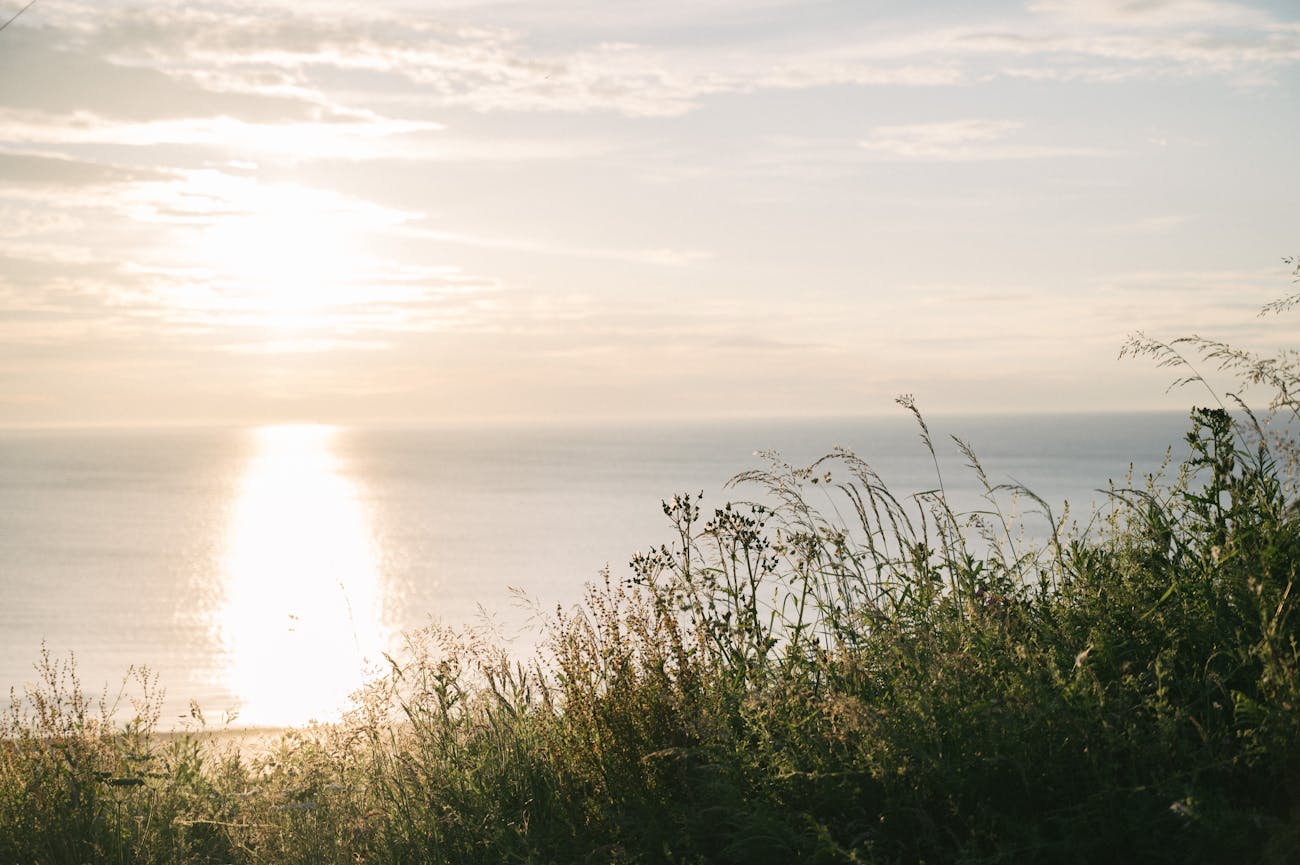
[0,0,1296,423]
[10,0,1294,127]
[857,119,1109,162]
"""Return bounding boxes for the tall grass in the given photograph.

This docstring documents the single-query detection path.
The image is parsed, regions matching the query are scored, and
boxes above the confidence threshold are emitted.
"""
[4,263,1299,863]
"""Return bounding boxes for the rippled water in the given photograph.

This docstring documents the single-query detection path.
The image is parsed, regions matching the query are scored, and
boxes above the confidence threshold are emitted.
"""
[0,412,1194,727]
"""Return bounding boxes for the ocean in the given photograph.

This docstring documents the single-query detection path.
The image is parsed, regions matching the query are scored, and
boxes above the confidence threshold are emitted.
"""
[0,412,1196,728]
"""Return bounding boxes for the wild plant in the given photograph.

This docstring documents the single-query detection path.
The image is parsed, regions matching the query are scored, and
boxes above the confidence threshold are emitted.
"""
[0,647,247,864]
[1122,255,1300,487]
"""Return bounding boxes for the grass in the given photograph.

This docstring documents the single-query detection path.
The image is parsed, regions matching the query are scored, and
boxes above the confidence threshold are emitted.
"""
[4,265,1300,863]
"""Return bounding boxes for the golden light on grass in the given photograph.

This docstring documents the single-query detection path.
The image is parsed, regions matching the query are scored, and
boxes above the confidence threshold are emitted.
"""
[218,425,387,727]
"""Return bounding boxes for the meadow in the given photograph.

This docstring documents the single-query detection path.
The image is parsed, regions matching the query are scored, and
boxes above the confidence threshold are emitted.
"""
[4,268,1299,864]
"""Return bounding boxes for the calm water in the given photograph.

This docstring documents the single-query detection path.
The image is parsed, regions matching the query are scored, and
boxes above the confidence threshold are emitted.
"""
[1,412,1194,728]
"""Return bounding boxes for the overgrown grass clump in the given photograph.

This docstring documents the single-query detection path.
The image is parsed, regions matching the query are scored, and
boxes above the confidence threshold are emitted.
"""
[4,273,1300,863]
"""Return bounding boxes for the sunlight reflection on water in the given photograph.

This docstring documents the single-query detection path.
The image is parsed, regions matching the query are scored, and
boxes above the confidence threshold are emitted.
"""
[217,425,388,727]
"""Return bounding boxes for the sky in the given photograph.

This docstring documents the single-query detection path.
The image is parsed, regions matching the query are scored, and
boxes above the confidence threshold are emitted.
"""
[0,0,1297,427]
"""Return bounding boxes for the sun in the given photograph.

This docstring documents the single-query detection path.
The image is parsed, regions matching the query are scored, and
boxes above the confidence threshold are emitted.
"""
[195,179,375,328]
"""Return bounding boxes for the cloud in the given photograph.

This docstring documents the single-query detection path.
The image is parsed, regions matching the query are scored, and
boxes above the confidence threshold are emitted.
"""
[1026,0,1269,29]
[0,150,172,187]
[857,119,1107,162]
[1094,214,1193,234]
[215,337,392,354]
[961,3,1300,83]
[8,1,963,123]
[0,109,444,161]
[5,0,1294,135]
[0,129,712,356]
[403,225,711,267]
[0,248,504,349]
[420,42,962,116]
[1027,266,1298,355]
[0,165,506,349]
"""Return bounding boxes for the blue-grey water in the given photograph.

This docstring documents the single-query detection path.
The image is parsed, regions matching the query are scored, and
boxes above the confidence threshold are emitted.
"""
[0,412,1195,728]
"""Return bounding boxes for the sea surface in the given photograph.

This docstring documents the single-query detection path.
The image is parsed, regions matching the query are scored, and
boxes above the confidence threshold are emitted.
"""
[1,412,1196,729]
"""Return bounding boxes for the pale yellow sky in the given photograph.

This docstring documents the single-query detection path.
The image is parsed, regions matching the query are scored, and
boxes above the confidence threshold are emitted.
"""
[1,0,1297,426]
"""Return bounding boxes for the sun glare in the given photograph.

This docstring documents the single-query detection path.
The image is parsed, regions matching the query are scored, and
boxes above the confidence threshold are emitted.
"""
[194,179,379,329]
[217,425,389,727]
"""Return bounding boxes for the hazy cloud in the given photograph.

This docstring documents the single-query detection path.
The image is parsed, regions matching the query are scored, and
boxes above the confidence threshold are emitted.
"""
[0,0,1293,423]
[403,225,710,267]
[964,2,1300,82]
[3,0,1293,133]
[0,151,172,187]
[1027,0,1270,29]
[0,109,444,160]
[857,119,1107,161]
